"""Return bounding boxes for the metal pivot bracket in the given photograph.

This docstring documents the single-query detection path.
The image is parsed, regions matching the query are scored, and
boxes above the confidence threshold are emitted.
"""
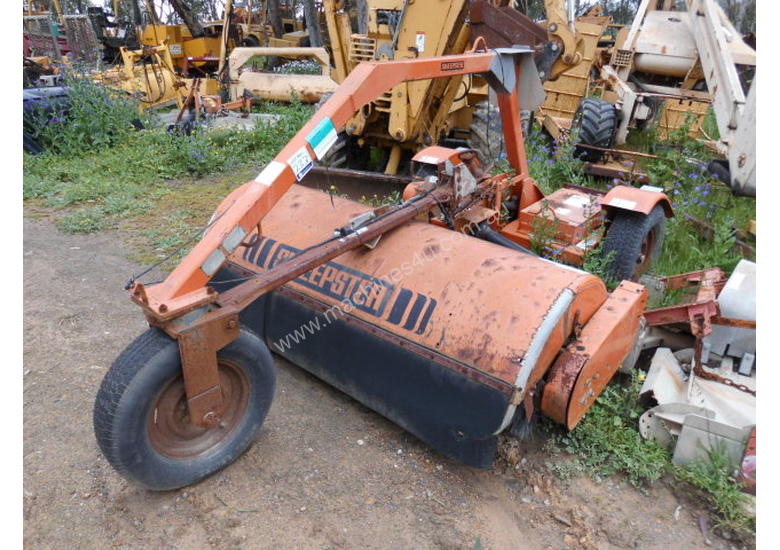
[173,313,241,428]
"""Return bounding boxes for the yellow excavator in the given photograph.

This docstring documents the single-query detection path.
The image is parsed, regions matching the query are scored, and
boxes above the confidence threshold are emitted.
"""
[319,0,547,174]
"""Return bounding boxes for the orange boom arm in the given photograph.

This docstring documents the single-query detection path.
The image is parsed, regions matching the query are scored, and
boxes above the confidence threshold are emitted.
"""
[134,48,536,320]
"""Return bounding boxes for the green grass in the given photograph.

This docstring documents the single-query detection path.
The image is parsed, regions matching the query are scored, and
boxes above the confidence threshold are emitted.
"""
[522,121,755,281]
[543,373,671,488]
[24,101,313,242]
[542,372,755,540]
[675,450,755,535]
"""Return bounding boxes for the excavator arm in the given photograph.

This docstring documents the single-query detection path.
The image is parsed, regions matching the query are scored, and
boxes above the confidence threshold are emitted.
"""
[542,0,582,79]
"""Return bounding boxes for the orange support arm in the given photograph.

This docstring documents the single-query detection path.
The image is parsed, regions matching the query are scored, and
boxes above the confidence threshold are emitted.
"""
[139,49,534,318]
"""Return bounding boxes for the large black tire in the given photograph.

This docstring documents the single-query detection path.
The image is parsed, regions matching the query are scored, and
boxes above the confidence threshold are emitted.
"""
[93,328,276,490]
[571,98,617,163]
[240,35,261,48]
[601,204,666,282]
[467,101,503,168]
[314,92,368,170]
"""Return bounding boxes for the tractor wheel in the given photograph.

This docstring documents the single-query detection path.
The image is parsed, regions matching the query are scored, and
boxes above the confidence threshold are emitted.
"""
[571,98,617,163]
[240,35,261,48]
[467,101,504,168]
[601,204,666,282]
[314,92,367,170]
[93,328,275,490]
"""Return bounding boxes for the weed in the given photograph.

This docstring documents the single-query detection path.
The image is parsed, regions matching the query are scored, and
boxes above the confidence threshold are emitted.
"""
[544,372,670,488]
[57,206,111,233]
[528,200,560,258]
[24,73,144,156]
[24,97,312,234]
[582,239,618,291]
[675,450,755,537]
[357,190,402,207]
[544,373,755,538]
[524,124,593,194]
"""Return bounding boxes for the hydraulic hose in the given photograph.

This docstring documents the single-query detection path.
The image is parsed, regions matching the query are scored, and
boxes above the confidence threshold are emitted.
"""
[475,221,536,256]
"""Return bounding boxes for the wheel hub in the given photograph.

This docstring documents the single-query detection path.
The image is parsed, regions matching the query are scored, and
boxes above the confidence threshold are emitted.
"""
[148,361,250,460]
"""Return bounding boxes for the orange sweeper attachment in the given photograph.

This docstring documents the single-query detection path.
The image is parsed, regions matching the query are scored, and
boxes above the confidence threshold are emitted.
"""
[93,45,672,490]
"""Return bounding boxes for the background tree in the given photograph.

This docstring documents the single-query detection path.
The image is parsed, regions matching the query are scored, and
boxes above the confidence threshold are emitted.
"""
[168,0,207,36]
[303,0,322,46]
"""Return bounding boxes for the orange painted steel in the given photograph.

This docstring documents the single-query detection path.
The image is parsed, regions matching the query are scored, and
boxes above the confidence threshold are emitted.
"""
[134,51,528,319]
[230,185,610,391]
[541,281,648,429]
[123,49,669,435]
[600,185,674,218]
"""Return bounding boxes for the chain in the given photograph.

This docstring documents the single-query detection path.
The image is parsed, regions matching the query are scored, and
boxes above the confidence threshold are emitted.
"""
[692,363,756,396]
[692,317,755,396]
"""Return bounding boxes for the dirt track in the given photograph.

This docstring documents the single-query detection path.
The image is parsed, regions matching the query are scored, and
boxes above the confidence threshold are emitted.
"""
[23,216,724,550]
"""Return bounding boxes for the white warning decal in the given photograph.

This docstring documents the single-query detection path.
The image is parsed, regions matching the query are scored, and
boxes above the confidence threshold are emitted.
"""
[609,198,638,210]
[416,32,425,53]
[288,146,313,181]
[306,117,338,160]
[254,161,286,186]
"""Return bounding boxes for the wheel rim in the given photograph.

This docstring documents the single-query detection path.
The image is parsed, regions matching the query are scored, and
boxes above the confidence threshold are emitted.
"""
[147,360,250,460]
[634,228,657,278]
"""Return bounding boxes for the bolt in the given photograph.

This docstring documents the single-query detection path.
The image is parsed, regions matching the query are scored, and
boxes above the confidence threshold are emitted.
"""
[159,304,168,313]
[548,23,557,32]
[227,319,237,329]
[551,43,558,51]
[203,412,218,427]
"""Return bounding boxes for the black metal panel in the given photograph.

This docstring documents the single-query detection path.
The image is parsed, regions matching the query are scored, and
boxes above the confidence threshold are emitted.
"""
[214,267,508,469]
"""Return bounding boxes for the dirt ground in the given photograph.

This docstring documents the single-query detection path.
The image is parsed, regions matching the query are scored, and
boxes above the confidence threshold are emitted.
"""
[23,215,735,550]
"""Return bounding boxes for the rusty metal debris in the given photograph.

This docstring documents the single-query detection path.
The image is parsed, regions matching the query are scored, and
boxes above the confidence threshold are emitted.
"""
[638,261,756,478]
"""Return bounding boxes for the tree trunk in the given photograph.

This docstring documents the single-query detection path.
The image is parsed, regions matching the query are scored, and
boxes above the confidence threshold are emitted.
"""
[303,0,321,46]
[267,0,284,38]
[357,0,368,34]
[169,0,206,37]
[131,0,142,24]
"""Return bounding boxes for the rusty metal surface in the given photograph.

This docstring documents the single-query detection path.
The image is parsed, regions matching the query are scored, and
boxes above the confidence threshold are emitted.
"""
[539,350,587,425]
[147,358,250,458]
[643,268,726,330]
[300,166,411,200]
[164,313,240,428]
[541,281,648,429]
[584,161,650,184]
[468,0,548,50]
[274,284,516,396]
[229,184,609,387]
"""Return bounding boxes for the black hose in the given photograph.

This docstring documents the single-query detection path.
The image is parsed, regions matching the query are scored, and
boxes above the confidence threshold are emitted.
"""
[475,221,536,256]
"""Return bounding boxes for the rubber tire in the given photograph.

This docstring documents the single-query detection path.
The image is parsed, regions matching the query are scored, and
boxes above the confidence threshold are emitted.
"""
[240,35,261,48]
[467,101,503,168]
[572,98,617,163]
[93,328,276,491]
[314,92,369,170]
[601,204,666,282]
